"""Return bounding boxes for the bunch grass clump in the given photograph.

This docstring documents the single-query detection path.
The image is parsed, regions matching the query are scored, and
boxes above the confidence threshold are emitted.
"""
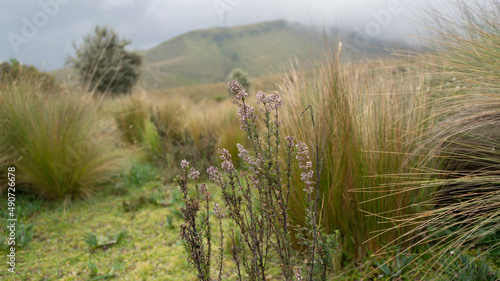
[186,99,247,167]
[278,44,434,258]
[152,95,246,179]
[0,85,129,200]
[376,1,500,279]
[113,92,150,145]
[111,90,248,179]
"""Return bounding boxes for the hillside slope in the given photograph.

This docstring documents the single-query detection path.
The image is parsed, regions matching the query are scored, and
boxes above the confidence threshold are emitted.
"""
[52,20,404,90]
[142,20,323,88]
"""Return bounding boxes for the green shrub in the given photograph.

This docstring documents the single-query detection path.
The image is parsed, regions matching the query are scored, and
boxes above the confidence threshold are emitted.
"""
[124,162,159,187]
[88,258,125,280]
[226,68,250,95]
[149,97,222,179]
[0,58,56,92]
[83,231,128,252]
[443,252,499,281]
[1,223,34,250]
[67,25,142,95]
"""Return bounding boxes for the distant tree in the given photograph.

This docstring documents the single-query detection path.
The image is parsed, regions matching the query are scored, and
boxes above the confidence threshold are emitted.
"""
[67,26,142,95]
[0,58,56,91]
[227,68,250,94]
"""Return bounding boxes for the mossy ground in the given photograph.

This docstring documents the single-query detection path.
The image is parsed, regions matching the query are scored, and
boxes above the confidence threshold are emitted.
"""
[1,156,499,281]
[0,165,288,280]
[1,175,197,280]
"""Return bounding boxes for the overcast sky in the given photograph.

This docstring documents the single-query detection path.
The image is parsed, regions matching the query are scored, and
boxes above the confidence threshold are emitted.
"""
[0,0,447,70]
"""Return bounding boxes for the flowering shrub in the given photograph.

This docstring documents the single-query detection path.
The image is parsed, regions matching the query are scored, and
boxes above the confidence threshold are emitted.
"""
[176,80,339,281]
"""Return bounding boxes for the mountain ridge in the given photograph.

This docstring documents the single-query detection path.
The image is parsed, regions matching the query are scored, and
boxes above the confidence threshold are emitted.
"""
[52,20,405,90]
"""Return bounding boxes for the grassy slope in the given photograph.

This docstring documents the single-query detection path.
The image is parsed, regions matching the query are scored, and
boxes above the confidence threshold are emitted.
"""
[1,181,195,281]
[147,74,278,102]
[0,172,286,280]
[142,20,323,88]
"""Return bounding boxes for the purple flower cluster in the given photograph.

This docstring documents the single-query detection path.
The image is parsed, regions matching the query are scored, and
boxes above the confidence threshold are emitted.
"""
[181,159,189,169]
[207,166,221,182]
[229,80,258,133]
[237,104,257,131]
[236,143,260,168]
[256,91,283,111]
[296,141,314,188]
[221,161,236,174]
[199,183,209,197]
[188,167,200,180]
[218,148,231,161]
[285,136,295,149]
[236,143,250,162]
[228,80,248,100]
[213,202,225,219]
[219,148,236,174]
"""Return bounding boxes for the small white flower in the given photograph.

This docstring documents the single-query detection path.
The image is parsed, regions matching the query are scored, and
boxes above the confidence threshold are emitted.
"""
[188,168,200,180]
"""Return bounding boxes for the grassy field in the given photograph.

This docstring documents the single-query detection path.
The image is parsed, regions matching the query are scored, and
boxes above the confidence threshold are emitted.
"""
[0,165,195,280]
[0,162,295,280]
[2,1,500,280]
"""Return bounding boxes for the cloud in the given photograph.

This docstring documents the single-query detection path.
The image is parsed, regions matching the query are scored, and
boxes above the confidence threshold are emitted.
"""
[0,0,441,70]
[100,0,134,10]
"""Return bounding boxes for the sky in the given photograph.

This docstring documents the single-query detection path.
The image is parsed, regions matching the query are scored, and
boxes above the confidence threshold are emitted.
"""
[0,0,447,71]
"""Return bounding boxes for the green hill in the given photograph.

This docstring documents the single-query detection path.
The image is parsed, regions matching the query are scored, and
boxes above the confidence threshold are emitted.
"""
[142,20,323,88]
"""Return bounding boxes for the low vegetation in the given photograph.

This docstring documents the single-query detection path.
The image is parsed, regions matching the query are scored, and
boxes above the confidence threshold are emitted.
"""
[1,1,500,280]
[177,80,340,280]
[0,74,130,200]
[278,47,434,259]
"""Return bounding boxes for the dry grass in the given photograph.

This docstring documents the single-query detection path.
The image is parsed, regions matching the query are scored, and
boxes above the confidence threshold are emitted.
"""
[0,85,131,200]
[277,45,435,259]
[148,74,277,102]
[370,1,500,278]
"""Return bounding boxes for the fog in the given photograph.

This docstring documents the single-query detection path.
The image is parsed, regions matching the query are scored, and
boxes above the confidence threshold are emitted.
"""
[0,0,451,70]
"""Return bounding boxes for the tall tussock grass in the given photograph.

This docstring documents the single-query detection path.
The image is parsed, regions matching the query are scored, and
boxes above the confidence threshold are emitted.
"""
[0,85,129,200]
[113,91,245,179]
[150,94,215,177]
[113,92,150,145]
[186,99,247,166]
[151,94,190,147]
[278,45,433,258]
[377,0,500,278]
